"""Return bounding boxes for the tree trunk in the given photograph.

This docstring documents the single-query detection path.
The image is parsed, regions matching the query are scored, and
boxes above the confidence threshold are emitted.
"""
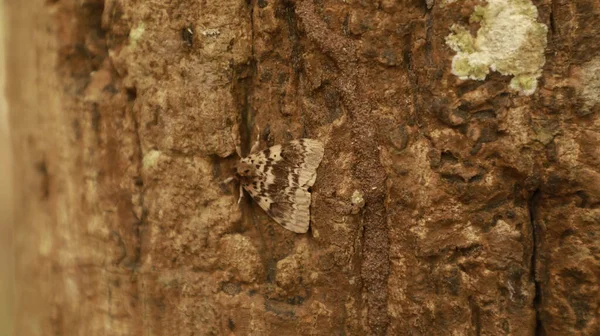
[7,0,600,335]
[0,2,14,335]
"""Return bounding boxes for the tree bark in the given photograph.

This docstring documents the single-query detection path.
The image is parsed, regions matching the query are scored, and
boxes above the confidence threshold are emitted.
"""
[7,0,600,335]
[0,2,14,335]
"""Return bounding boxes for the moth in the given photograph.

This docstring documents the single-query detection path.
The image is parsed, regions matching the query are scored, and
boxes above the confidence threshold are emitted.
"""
[229,138,324,233]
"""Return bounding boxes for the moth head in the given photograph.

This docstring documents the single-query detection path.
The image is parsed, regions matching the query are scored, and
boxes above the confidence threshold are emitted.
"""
[235,161,258,179]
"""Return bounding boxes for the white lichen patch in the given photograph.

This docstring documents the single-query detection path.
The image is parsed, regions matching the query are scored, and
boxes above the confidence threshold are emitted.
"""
[201,28,221,37]
[445,0,548,95]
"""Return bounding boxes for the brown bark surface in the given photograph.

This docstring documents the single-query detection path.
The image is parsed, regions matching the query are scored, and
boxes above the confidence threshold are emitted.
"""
[7,0,600,335]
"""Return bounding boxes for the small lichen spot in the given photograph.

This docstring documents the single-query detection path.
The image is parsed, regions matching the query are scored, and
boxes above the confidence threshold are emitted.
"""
[129,23,146,46]
[143,150,161,169]
[351,190,365,207]
[351,190,365,214]
[202,28,221,37]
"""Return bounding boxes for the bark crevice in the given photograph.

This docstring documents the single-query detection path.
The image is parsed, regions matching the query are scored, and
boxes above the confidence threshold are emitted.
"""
[297,2,390,334]
[129,98,146,270]
[528,188,544,336]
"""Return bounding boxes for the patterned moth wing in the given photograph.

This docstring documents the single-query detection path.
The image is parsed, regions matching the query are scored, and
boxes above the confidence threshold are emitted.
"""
[236,139,324,233]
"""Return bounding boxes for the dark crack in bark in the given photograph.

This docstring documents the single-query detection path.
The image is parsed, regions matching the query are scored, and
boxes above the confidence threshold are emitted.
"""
[528,189,545,336]
[297,2,390,334]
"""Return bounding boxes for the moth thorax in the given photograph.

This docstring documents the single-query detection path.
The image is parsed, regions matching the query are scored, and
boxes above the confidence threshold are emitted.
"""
[236,161,258,178]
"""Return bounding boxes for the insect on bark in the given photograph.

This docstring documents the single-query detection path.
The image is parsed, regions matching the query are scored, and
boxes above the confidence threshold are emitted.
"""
[225,132,324,233]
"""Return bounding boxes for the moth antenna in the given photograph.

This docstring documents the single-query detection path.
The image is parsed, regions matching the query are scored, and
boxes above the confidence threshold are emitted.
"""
[230,123,242,157]
[223,176,235,184]
[237,184,244,204]
[249,128,261,154]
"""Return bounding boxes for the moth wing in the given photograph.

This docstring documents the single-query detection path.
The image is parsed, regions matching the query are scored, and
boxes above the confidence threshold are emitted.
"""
[240,139,324,233]
[238,178,267,210]
[280,139,324,187]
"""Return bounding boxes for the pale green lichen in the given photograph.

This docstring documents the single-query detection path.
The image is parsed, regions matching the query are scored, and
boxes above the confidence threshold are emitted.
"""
[509,74,537,95]
[445,0,548,95]
[350,190,365,214]
[129,22,145,46]
[470,5,487,23]
[143,150,161,169]
[351,190,364,207]
[446,25,476,54]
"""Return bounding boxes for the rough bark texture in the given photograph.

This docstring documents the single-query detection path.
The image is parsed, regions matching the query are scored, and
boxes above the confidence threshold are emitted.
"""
[7,0,600,335]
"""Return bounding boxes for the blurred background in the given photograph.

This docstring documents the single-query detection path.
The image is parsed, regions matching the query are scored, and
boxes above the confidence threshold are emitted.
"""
[1,1,15,335]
